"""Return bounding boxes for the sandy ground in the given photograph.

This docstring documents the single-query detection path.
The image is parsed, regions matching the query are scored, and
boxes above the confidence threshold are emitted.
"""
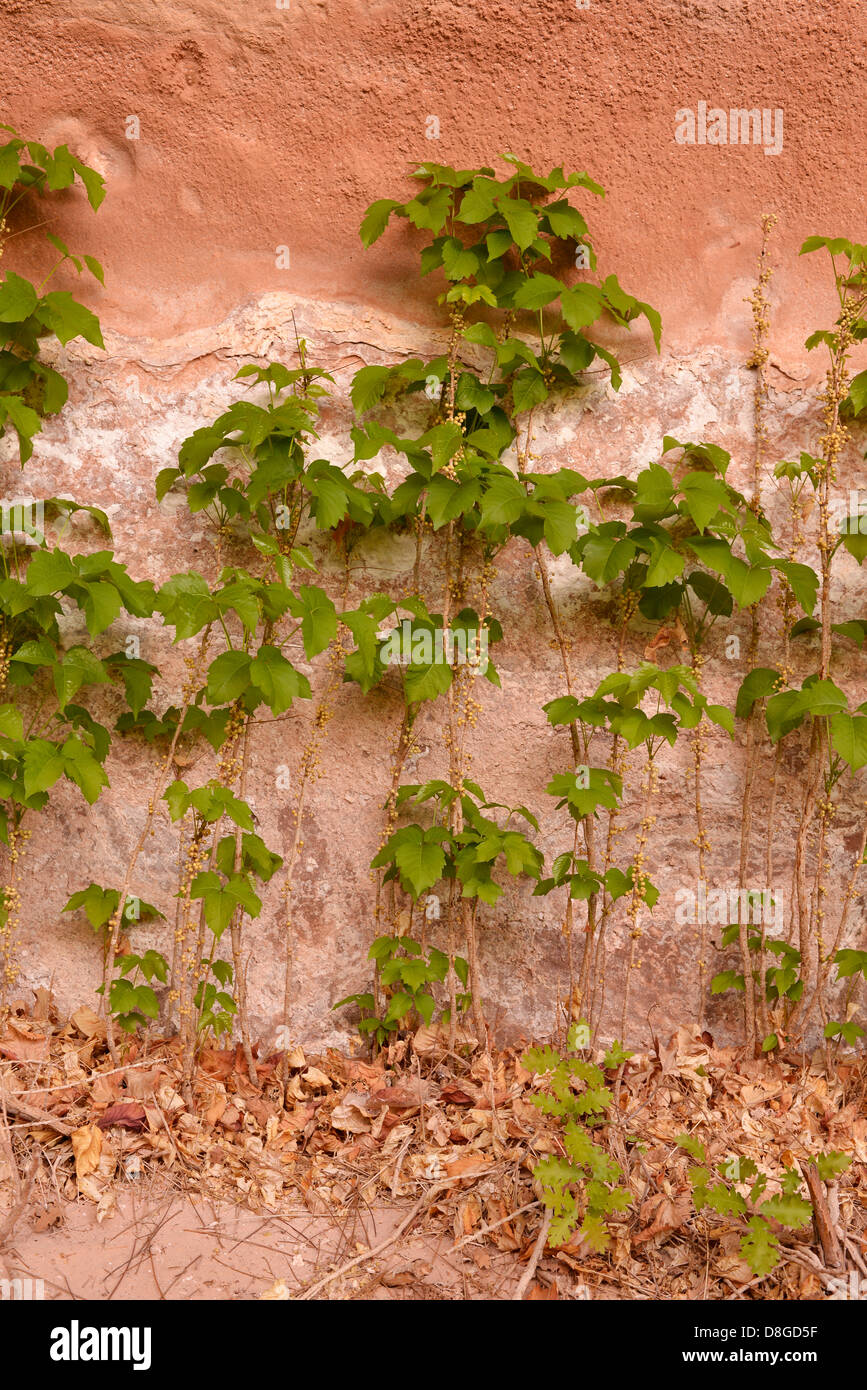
[1,1182,551,1301]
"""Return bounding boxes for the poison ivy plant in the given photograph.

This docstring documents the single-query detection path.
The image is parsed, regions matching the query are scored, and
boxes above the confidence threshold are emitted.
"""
[334,933,471,1047]
[0,125,105,463]
[679,1135,845,1277]
[0,131,165,1018]
[711,920,801,1053]
[373,778,543,905]
[824,948,867,1048]
[100,948,169,1035]
[544,662,735,751]
[523,1023,632,1249]
[63,882,166,1032]
[0,548,157,839]
[163,779,283,1040]
[141,353,395,1074]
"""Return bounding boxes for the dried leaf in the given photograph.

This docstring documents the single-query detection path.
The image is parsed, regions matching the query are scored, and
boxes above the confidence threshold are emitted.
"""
[443,1153,493,1181]
[527,1280,559,1300]
[70,1005,105,1039]
[123,1066,165,1100]
[71,1124,103,1182]
[97,1102,148,1132]
[302,1067,332,1091]
[634,1190,692,1244]
[331,1093,388,1136]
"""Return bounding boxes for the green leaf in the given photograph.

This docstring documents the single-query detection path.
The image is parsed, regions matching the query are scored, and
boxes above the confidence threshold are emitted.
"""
[405,187,452,234]
[740,1217,780,1277]
[845,368,867,415]
[459,180,498,224]
[163,780,189,822]
[441,238,480,280]
[21,739,65,798]
[360,198,400,246]
[775,560,819,615]
[60,734,108,803]
[415,991,436,1025]
[109,978,139,1017]
[830,712,867,771]
[735,668,780,719]
[815,1151,852,1180]
[69,154,106,209]
[25,548,77,595]
[830,620,867,647]
[760,1192,812,1229]
[454,372,495,415]
[63,883,118,930]
[0,271,38,322]
[644,542,684,588]
[351,364,391,414]
[512,273,563,310]
[132,985,159,1020]
[511,369,548,414]
[400,957,431,991]
[393,832,447,898]
[676,1133,706,1162]
[249,645,310,714]
[522,1044,561,1075]
[633,463,674,520]
[543,200,589,240]
[53,646,110,709]
[155,466,180,501]
[679,473,730,532]
[39,290,104,348]
[711,970,745,994]
[560,284,604,331]
[384,991,414,1024]
[83,581,122,636]
[497,198,538,251]
[842,528,867,564]
[824,1019,865,1046]
[295,584,337,659]
[833,949,867,980]
[205,650,252,705]
[83,254,105,285]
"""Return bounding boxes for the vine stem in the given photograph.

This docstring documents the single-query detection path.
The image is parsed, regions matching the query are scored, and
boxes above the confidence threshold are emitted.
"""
[801,817,867,1037]
[787,280,866,1042]
[588,612,632,1036]
[181,820,221,1098]
[689,652,711,1031]
[533,543,598,1019]
[736,708,760,1058]
[281,615,348,1089]
[620,751,656,1043]
[230,717,257,1086]
[735,213,775,1057]
[786,720,822,1038]
[103,628,210,1064]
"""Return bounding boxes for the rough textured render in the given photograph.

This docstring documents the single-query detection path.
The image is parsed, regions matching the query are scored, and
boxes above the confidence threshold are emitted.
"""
[2,0,865,1047]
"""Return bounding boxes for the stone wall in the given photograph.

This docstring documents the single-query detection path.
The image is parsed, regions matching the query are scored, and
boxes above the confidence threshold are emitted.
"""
[2,0,865,1047]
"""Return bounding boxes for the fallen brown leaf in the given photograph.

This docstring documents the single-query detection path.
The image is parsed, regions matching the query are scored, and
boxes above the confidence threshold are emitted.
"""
[634,1190,692,1244]
[96,1102,148,1132]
